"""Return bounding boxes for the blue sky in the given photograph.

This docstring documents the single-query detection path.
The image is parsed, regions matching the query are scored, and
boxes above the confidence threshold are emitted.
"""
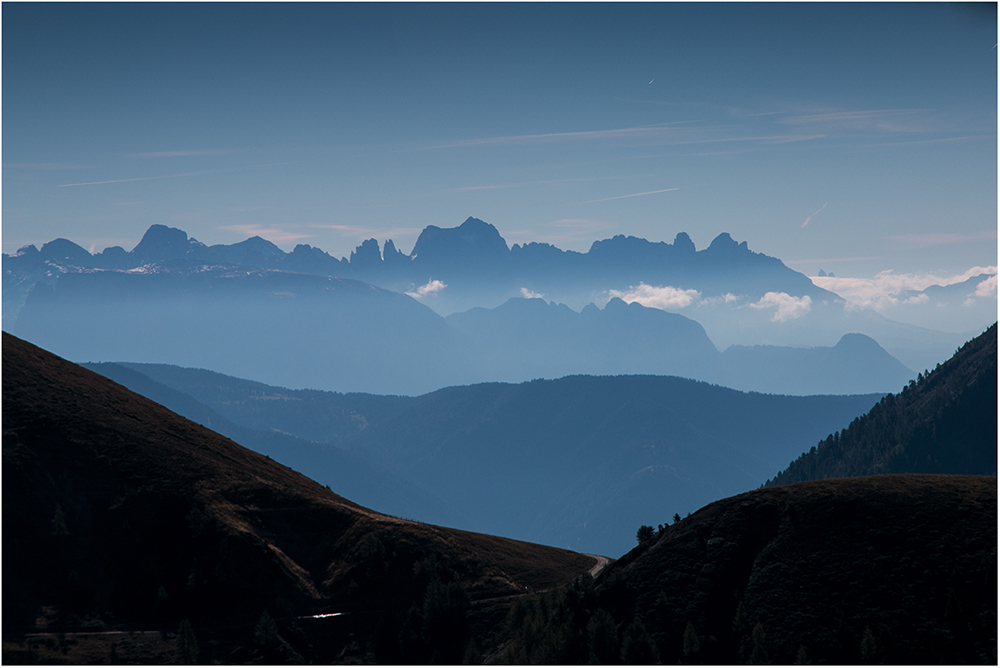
[3,2,996,284]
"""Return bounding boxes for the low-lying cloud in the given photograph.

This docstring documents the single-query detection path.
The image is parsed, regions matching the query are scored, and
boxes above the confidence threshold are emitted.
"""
[406,279,447,299]
[608,283,702,311]
[749,292,813,322]
[521,287,544,299]
[974,274,997,298]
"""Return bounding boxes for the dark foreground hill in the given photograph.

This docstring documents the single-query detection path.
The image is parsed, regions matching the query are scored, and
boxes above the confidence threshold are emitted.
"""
[768,323,997,486]
[2,332,594,663]
[488,475,997,664]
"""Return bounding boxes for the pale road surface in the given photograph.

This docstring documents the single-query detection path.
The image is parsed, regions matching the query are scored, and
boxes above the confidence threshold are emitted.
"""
[586,554,612,578]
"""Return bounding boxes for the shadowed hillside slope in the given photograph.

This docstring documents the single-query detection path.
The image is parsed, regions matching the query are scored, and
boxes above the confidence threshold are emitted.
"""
[80,362,456,526]
[83,361,883,557]
[2,332,594,663]
[487,475,996,664]
[768,323,997,486]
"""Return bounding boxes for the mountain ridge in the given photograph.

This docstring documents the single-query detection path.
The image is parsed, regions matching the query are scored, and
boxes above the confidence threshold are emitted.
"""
[82,360,886,556]
[3,218,837,321]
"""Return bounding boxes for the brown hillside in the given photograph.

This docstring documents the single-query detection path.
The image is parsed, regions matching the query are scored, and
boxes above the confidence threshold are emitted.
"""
[594,474,997,664]
[2,332,594,660]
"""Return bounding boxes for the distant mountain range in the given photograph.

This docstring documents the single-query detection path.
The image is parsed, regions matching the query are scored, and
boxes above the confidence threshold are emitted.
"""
[6,220,920,396]
[3,217,833,318]
[83,360,885,556]
[5,217,972,379]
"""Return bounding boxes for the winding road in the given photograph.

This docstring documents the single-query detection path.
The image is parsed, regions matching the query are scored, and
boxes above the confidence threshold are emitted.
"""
[586,554,612,578]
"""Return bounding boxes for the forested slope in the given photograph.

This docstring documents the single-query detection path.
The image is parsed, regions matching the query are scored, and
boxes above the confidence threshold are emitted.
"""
[768,323,996,486]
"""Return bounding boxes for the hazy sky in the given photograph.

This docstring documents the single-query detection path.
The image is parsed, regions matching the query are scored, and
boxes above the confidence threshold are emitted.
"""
[3,3,996,281]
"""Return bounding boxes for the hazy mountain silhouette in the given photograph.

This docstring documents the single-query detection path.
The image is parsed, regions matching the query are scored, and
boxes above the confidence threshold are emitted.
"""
[714,332,915,395]
[11,268,915,396]
[445,296,720,382]
[767,323,997,485]
[10,265,462,395]
[3,332,595,663]
[83,361,884,556]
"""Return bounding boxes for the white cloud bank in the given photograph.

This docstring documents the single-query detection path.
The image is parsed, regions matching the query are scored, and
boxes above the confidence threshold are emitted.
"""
[975,274,997,298]
[812,266,998,310]
[607,283,702,311]
[406,279,447,299]
[749,292,813,321]
[520,287,544,299]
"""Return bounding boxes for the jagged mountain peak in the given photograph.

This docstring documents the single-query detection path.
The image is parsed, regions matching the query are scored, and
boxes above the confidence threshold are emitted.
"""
[131,224,201,263]
[673,231,696,253]
[38,238,93,265]
[410,216,509,261]
[705,231,749,253]
[15,244,40,258]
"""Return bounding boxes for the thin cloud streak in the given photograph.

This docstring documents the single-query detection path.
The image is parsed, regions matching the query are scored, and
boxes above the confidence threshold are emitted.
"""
[59,168,236,187]
[443,176,597,193]
[4,162,95,170]
[130,150,231,158]
[584,188,680,204]
[786,256,885,264]
[778,109,927,133]
[424,124,686,149]
[59,162,294,187]
[418,125,825,152]
[801,202,828,228]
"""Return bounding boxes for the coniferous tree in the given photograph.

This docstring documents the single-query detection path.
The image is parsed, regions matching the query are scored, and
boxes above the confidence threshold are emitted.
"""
[636,525,655,544]
[682,620,701,661]
[51,504,69,537]
[589,608,619,664]
[861,624,877,663]
[749,622,769,664]
[176,618,199,664]
[621,617,659,664]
